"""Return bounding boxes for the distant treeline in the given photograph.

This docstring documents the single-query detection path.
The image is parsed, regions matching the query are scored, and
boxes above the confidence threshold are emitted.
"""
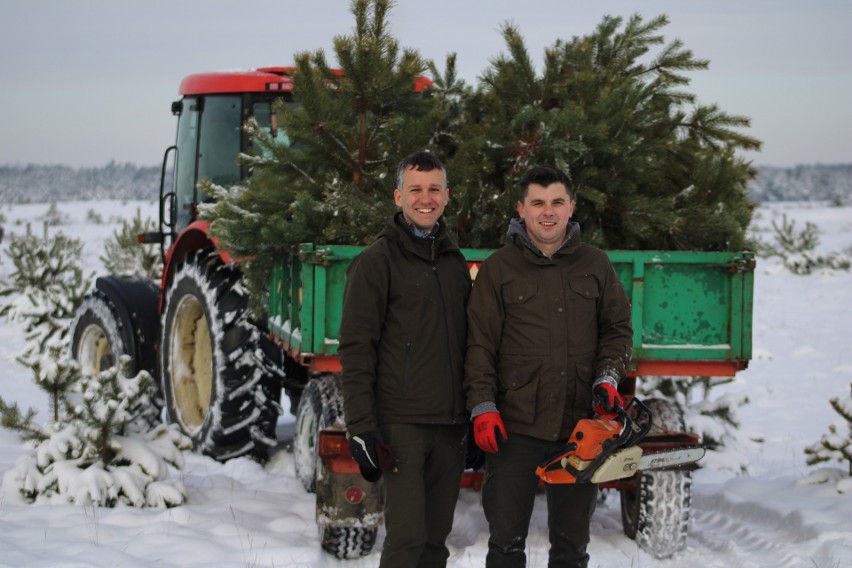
[749,164,852,203]
[0,162,850,204]
[0,162,160,204]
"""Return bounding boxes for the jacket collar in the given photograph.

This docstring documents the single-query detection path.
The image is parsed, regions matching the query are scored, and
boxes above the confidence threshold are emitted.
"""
[507,218,581,260]
[381,212,459,260]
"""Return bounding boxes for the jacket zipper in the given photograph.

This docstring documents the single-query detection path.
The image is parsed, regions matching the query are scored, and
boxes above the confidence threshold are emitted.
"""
[432,249,459,423]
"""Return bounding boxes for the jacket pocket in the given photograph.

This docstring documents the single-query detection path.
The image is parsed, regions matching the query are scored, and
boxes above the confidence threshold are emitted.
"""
[497,357,542,425]
[567,275,600,342]
[567,274,600,300]
[501,279,538,305]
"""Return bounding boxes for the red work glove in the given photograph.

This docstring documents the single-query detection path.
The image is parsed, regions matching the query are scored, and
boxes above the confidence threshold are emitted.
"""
[593,381,623,420]
[473,412,508,454]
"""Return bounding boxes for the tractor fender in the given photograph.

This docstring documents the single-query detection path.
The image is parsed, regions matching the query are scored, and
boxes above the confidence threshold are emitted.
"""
[160,220,236,312]
[94,275,161,378]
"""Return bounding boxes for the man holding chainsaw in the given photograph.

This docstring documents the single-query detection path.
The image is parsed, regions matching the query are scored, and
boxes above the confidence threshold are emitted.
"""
[464,165,633,568]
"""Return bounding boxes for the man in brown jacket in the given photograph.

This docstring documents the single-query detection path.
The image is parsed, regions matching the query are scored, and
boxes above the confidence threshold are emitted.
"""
[464,165,633,568]
[339,151,471,567]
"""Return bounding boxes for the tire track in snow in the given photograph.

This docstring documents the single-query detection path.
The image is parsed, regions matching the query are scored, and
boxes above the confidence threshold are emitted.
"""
[691,492,819,568]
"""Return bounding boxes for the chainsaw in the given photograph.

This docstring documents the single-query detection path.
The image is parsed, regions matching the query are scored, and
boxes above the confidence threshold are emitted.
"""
[536,397,705,484]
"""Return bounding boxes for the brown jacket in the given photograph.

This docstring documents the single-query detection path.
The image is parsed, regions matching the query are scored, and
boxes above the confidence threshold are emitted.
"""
[464,220,633,441]
[339,213,471,436]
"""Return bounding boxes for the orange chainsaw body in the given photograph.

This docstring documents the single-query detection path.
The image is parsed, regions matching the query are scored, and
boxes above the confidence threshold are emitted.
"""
[536,417,626,484]
[535,398,704,485]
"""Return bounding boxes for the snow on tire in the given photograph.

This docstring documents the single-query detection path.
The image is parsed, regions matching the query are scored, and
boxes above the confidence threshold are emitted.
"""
[294,374,346,492]
[72,289,162,430]
[160,250,278,461]
[620,397,693,559]
[71,291,129,376]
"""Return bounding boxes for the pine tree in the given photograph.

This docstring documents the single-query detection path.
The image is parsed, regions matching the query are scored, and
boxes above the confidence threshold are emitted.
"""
[100,208,163,279]
[1,341,85,443]
[3,351,189,508]
[41,202,69,226]
[0,225,91,364]
[200,0,454,305]
[805,384,852,475]
[69,356,159,466]
[448,14,762,250]
[757,213,851,274]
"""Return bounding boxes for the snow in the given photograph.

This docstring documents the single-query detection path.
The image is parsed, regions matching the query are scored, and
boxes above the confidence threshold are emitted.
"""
[2,199,852,566]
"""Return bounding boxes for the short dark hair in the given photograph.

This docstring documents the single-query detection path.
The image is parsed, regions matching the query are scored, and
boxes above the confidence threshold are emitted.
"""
[518,165,574,202]
[396,151,447,189]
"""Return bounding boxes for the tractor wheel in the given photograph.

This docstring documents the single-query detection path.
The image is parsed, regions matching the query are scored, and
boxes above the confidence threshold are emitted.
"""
[160,250,278,461]
[71,291,129,376]
[620,398,693,559]
[72,289,162,430]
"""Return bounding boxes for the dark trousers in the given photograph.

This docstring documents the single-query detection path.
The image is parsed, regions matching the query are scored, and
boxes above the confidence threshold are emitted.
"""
[378,423,467,568]
[482,433,598,568]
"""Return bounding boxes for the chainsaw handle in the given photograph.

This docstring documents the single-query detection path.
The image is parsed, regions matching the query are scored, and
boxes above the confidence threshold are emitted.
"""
[616,397,652,447]
[563,398,652,484]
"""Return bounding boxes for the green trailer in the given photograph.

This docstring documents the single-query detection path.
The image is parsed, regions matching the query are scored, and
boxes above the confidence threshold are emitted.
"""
[269,243,754,559]
[269,244,754,377]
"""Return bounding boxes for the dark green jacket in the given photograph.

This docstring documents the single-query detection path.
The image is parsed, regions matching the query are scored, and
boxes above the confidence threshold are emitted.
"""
[464,220,633,441]
[339,213,472,436]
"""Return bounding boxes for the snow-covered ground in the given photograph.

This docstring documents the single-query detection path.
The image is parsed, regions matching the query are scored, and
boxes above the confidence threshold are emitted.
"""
[1,199,851,567]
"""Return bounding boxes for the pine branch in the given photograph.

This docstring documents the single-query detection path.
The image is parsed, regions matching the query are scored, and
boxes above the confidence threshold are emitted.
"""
[0,396,47,443]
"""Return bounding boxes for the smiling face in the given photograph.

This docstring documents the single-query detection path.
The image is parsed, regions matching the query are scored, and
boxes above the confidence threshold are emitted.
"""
[394,166,449,232]
[517,182,575,256]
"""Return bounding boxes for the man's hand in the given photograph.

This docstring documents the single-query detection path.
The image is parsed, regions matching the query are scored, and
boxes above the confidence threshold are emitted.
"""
[593,379,623,419]
[473,412,508,454]
[348,431,382,472]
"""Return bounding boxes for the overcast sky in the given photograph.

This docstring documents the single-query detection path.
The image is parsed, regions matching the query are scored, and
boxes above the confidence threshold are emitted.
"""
[1,0,849,168]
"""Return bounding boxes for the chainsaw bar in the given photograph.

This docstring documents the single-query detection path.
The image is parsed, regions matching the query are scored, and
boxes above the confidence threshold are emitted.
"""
[566,445,705,484]
[638,446,705,471]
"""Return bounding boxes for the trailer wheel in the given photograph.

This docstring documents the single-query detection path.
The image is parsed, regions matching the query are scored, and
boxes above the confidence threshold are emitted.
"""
[620,398,693,559]
[294,376,338,492]
[161,250,278,461]
[71,291,129,376]
[295,376,380,559]
[321,526,378,560]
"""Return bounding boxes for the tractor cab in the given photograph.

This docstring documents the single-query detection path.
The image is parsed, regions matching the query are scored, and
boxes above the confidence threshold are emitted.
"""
[151,67,295,248]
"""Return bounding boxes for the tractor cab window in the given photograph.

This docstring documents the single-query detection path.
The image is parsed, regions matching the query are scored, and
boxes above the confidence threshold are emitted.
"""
[197,95,241,197]
[172,95,241,234]
[173,97,200,233]
[252,101,291,156]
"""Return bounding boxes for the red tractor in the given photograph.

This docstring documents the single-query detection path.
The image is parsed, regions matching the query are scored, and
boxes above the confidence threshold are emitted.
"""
[72,67,298,461]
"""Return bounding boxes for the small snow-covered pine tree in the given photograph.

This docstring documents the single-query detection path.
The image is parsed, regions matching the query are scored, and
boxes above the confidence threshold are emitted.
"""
[758,213,851,274]
[0,224,91,365]
[99,208,163,280]
[1,351,190,508]
[805,383,852,475]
